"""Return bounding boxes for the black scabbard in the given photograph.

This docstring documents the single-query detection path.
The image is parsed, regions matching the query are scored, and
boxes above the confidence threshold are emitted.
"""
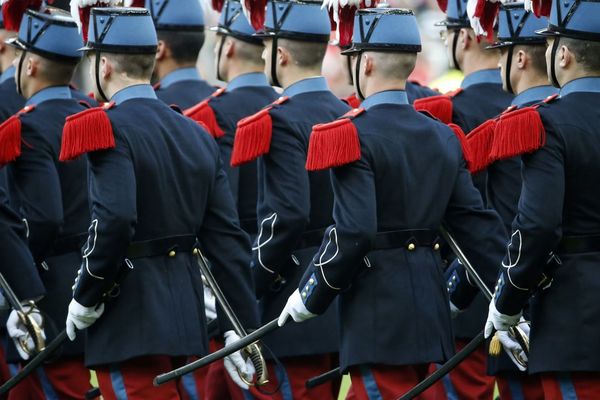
[305,367,341,388]
[0,330,68,395]
[154,318,280,386]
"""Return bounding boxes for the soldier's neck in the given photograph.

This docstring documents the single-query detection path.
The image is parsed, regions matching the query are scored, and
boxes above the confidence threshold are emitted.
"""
[155,59,196,81]
[224,63,265,83]
[23,79,67,100]
[513,72,552,95]
[104,77,152,100]
[461,52,500,77]
[279,68,322,90]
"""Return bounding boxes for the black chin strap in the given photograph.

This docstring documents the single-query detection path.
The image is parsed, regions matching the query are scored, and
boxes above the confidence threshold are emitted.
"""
[550,37,561,88]
[95,50,109,102]
[16,50,26,96]
[505,46,514,94]
[345,54,353,86]
[354,51,365,101]
[216,35,226,82]
[452,29,460,71]
[270,37,281,88]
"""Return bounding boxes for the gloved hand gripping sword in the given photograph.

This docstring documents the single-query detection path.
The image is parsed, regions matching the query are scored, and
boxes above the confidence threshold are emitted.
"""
[0,272,45,356]
[195,247,269,386]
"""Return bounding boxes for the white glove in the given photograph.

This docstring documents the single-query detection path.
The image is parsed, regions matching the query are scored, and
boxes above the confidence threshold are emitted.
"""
[449,301,463,319]
[7,306,45,360]
[223,330,255,390]
[277,289,317,327]
[66,299,105,341]
[203,285,217,321]
[497,320,530,371]
[484,300,522,338]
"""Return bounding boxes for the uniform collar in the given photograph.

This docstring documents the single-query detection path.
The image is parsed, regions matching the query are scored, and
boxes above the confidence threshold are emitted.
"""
[159,67,201,88]
[26,86,72,107]
[112,84,158,105]
[511,85,558,107]
[282,77,329,98]
[0,66,15,84]
[361,90,409,110]
[227,72,270,92]
[461,69,502,89]
[560,77,600,97]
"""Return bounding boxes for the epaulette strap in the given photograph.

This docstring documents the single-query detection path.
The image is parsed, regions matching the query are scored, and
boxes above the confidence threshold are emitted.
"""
[0,105,35,165]
[489,106,545,162]
[305,108,364,171]
[59,103,115,162]
[230,96,289,167]
[342,93,361,109]
[184,89,226,138]
[449,123,473,169]
[543,93,559,104]
[466,119,496,173]
[414,94,455,125]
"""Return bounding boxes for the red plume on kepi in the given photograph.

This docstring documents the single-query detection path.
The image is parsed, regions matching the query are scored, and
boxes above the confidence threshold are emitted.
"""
[1,0,43,32]
[323,0,380,47]
[239,0,267,31]
[69,0,121,42]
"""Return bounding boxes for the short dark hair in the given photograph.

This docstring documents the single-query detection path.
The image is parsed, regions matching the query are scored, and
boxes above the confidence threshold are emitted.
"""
[561,37,600,73]
[369,51,417,80]
[278,38,327,69]
[230,37,263,66]
[158,30,205,64]
[514,44,547,76]
[106,52,156,80]
[36,55,78,84]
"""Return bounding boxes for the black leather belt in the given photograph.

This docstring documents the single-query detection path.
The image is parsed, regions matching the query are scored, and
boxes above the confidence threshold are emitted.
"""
[50,233,87,256]
[295,229,327,250]
[373,229,440,251]
[126,235,198,259]
[558,234,600,254]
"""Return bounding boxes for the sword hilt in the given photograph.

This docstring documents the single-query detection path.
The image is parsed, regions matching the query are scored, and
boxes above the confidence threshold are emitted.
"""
[16,301,45,355]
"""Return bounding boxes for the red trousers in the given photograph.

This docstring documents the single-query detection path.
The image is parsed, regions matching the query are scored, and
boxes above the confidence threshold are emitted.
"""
[346,364,446,400]
[8,356,91,400]
[496,372,544,400]
[247,354,339,400]
[540,372,600,399]
[439,340,495,400]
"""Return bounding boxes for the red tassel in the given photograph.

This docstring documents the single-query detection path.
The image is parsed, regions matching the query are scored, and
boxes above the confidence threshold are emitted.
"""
[474,0,501,42]
[532,0,552,17]
[414,95,454,125]
[305,110,363,171]
[243,0,267,31]
[59,105,115,162]
[449,123,473,169]
[184,100,225,138]
[342,93,361,109]
[1,0,42,32]
[0,115,22,165]
[436,0,448,12]
[489,107,545,162]
[466,119,496,173]
[212,0,225,11]
[230,97,288,167]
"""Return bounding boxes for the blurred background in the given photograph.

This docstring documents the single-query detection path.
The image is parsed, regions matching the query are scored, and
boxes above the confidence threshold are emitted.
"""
[50,0,464,96]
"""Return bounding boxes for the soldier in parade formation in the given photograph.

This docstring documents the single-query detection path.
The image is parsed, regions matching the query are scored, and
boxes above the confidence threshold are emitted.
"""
[0,0,598,399]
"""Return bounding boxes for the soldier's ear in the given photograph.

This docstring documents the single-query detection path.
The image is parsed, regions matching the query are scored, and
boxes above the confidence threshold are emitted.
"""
[25,56,36,77]
[516,49,527,70]
[156,40,167,61]
[277,46,288,66]
[363,54,374,76]
[100,56,112,79]
[459,28,470,50]
[558,45,571,69]
[224,37,235,58]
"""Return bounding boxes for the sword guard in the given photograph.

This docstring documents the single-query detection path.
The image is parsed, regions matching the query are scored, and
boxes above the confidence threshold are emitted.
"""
[16,301,45,356]
[240,342,269,386]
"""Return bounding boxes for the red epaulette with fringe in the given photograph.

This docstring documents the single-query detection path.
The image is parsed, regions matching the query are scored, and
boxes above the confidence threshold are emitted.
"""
[413,88,463,125]
[184,88,226,138]
[448,123,473,170]
[0,105,35,165]
[488,94,558,162]
[305,108,363,171]
[466,119,496,174]
[342,93,361,109]
[59,102,115,162]
[230,96,289,167]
